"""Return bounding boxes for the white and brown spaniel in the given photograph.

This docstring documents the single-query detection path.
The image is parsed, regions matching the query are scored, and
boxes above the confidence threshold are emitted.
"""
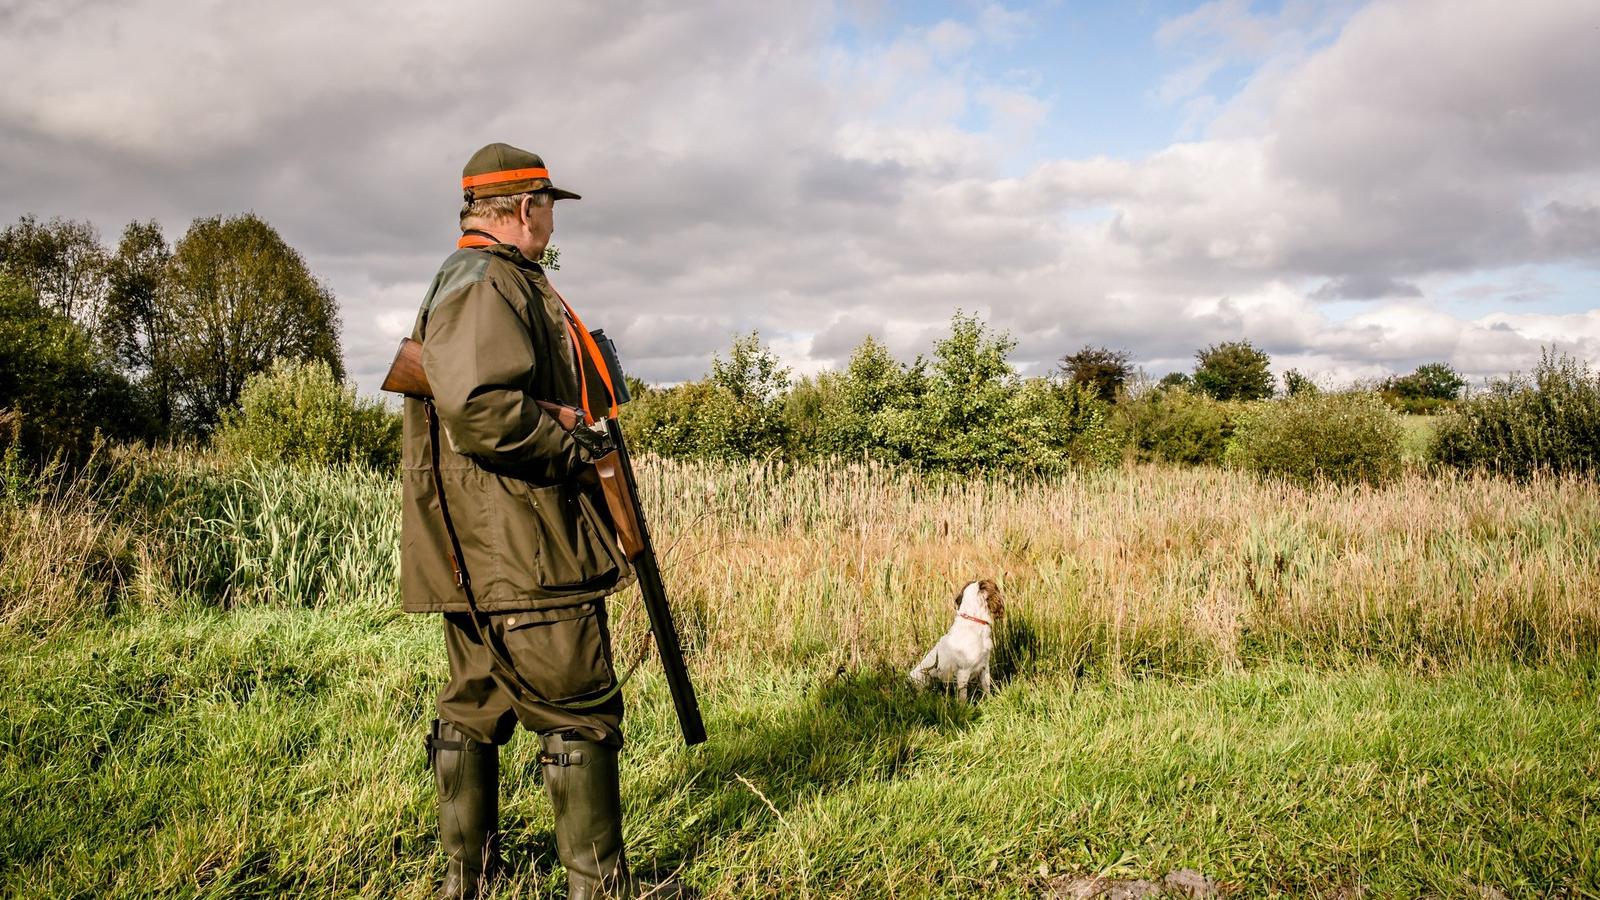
[908,579,1005,701]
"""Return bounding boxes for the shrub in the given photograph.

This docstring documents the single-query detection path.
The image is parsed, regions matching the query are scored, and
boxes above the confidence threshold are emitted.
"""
[1432,350,1600,478]
[625,318,1120,474]
[779,371,849,460]
[0,274,151,462]
[1194,340,1274,401]
[997,378,1121,473]
[1059,345,1132,403]
[1282,369,1319,397]
[1117,387,1237,465]
[857,314,1117,474]
[1228,391,1405,484]
[1381,362,1465,414]
[213,358,400,469]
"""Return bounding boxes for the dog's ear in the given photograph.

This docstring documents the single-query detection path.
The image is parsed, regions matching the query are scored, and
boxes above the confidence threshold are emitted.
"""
[978,578,1004,619]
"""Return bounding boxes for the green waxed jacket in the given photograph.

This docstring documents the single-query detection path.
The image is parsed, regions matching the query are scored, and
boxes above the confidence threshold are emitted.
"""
[400,243,634,614]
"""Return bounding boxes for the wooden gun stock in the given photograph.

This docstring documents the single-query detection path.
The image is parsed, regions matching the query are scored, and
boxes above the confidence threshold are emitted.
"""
[593,452,646,559]
[382,337,585,430]
[381,337,432,398]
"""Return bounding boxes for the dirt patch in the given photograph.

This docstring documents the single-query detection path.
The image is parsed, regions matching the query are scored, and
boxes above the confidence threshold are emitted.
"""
[1045,868,1221,898]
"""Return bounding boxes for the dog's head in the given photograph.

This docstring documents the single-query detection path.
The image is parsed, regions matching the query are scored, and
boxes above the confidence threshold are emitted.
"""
[954,578,1005,620]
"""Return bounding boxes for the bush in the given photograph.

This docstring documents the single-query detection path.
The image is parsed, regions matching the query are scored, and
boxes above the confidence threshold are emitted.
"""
[1194,340,1274,401]
[1116,387,1238,465]
[1228,391,1405,484]
[1380,362,1465,414]
[0,274,151,462]
[779,371,849,460]
[1432,351,1600,478]
[1059,345,1132,403]
[998,378,1121,473]
[1282,369,1319,397]
[624,380,788,461]
[847,314,1117,474]
[625,318,1120,474]
[213,358,400,469]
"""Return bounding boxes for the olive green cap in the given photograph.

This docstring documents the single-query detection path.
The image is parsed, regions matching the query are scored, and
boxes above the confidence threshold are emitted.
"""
[461,142,582,202]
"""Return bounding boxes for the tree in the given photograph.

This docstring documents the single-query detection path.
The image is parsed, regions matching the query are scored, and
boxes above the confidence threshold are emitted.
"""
[101,221,178,432]
[0,274,147,461]
[918,311,1016,469]
[164,214,343,433]
[709,331,790,403]
[1193,340,1273,401]
[1060,345,1133,403]
[702,331,791,457]
[0,215,108,326]
[1282,368,1319,397]
[1158,371,1193,390]
[826,334,927,457]
[1386,362,1465,401]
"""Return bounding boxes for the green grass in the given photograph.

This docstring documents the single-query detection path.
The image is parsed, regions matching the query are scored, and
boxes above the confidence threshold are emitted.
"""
[2,606,1597,898]
[3,449,1599,896]
[1399,414,1437,462]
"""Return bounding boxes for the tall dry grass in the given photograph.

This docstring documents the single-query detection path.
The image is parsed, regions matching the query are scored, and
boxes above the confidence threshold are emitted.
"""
[627,458,1600,672]
[2,448,1596,672]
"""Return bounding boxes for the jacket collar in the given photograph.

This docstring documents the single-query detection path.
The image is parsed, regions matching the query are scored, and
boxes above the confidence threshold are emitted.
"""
[456,233,543,272]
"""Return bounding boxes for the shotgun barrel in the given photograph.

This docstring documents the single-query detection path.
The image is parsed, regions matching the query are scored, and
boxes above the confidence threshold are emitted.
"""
[601,413,706,745]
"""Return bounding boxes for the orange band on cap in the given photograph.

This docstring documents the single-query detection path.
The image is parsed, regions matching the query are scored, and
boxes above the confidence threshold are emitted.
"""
[462,167,550,189]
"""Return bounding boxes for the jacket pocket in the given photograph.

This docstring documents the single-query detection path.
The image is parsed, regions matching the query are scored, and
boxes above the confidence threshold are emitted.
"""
[484,475,621,598]
[527,481,621,589]
[496,603,616,703]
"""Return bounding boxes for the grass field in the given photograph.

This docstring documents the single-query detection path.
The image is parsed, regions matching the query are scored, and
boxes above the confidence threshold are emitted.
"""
[1397,414,1436,463]
[2,450,1598,897]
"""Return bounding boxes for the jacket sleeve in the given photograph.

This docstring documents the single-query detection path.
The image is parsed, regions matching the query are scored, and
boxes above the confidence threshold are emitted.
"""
[422,276,577,468]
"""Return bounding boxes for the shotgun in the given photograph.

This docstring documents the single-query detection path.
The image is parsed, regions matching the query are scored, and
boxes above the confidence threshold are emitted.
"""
[383,336,706,746]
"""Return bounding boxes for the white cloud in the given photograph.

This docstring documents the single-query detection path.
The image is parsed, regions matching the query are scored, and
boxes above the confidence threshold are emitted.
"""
[0,0,1594,391]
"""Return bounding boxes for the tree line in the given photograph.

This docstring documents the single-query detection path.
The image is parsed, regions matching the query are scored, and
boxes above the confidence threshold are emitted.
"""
[1060,340,1466,412]
[7,209,1581,481]
[0,214,342,458]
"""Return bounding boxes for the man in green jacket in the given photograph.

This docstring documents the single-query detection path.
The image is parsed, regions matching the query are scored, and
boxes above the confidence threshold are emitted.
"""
[403,142,653,899]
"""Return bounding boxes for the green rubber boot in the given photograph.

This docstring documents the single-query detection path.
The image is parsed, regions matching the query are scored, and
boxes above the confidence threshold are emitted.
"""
[541,731,637,900]
[429,718,500,899]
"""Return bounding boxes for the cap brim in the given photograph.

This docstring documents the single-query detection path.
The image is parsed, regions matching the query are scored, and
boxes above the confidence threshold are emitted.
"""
[544,187,582,201]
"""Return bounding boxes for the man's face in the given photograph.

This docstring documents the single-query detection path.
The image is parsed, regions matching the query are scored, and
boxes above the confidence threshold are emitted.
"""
[514,194,555,259]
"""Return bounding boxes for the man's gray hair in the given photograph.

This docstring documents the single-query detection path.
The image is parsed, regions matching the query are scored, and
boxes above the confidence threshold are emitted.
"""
[460,191,551,225]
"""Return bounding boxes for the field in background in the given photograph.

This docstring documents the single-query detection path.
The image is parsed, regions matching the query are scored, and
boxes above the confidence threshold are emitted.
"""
[2,450,1598,896]
[1398,413,1436,461]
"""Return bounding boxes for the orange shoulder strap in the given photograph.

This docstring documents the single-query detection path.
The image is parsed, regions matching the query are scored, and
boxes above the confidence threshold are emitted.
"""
[549,285,619,423]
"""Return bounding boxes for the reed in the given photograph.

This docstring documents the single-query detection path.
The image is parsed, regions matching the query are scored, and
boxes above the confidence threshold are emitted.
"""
[5,449,1595,674]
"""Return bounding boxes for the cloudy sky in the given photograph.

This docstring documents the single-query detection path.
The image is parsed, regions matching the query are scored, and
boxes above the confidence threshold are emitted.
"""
[2,0,1596,390]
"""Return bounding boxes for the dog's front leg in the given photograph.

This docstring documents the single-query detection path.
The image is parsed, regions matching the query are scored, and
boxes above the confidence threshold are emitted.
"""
[954,670,972,703]
[908,647,940,689]
[978,667,994,698]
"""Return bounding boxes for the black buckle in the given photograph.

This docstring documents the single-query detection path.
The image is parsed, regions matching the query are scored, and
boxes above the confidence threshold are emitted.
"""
[538,749,587,767]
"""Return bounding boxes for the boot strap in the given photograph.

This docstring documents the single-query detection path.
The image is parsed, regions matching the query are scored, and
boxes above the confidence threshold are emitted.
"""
[426,733,493,765]
[538,749,588,767]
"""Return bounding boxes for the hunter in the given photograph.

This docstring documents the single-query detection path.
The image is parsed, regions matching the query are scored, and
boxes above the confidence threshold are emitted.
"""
[403,142,670,899]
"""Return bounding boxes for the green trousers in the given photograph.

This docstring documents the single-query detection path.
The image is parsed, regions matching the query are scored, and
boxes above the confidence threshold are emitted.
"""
[437,601,624,747]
